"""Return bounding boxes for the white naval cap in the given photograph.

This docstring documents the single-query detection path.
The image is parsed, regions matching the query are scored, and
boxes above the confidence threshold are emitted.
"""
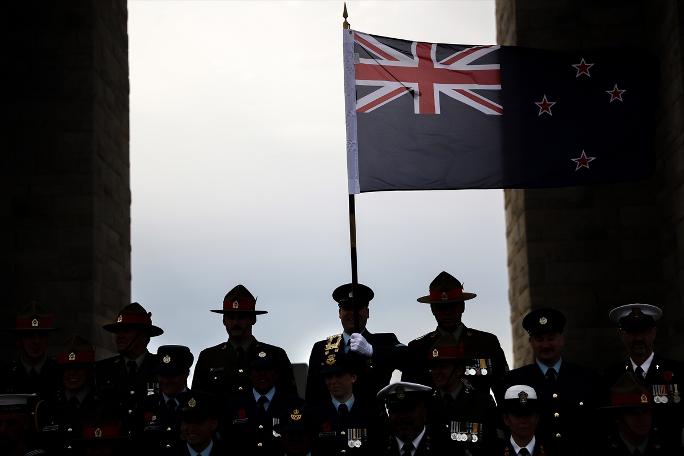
[609,303,662,324]
[377,381,432,400]
[504,385,538,401]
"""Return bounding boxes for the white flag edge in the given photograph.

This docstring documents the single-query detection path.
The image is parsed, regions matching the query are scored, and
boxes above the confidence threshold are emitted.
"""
[343,29,360,194]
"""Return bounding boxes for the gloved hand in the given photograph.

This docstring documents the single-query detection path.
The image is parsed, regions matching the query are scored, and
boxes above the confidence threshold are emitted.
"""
[349,333,373,357]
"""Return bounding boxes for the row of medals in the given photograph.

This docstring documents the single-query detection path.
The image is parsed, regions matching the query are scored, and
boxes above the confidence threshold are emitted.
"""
[347,428,367,448]
[464,359,492,377]
[652,384,680,404]
[450,421,481,442]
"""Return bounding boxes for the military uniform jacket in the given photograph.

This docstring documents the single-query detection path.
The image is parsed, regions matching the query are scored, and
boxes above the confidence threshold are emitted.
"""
[306,329,405,404]
[402,326,509,399]
[379,428,434,456]
[192,338,296,399]
[308,396,377,456]
[496,439,548,456]
[225,388,301,455]
[428,383,498,456]
[504,361,600,455]
[600,433,678,456]
[0,357,61,399]
[140,390,193,455]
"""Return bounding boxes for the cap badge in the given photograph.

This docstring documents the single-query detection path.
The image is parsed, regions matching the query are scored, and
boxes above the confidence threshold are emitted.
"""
[31,318,39,327]
[432,348,439,358]
[291,409,302,421]
[163,355,171,364]
[640,394,648,404]
[258,351,266,358]
[325,354,336,366]
[232,300,239,309]
[518,391,528,404]
[68,352,76,361]
[348,291,353,298]
[441,292,449,301]
[539,317,548,325]
[94,427,103,438]
[396,386,405,400]
[116,315,123,323]
[188,398,197,408]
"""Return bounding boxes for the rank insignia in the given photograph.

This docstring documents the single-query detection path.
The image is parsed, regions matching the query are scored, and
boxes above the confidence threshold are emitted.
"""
[163,355,171,364]
[258,351,266,358]
[31,318,39,327]
[232,300,239,309]
[116,315,123,323]
[188,398,197,408]
[68,352,76,361]
[432,349,439,358]
[640,394,648,404]
[291,409,302,421]
[441,292,449,300]
[94,428,102,438]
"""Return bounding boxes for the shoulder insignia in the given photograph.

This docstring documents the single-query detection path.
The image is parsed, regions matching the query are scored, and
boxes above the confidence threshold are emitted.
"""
[324,334,343,354]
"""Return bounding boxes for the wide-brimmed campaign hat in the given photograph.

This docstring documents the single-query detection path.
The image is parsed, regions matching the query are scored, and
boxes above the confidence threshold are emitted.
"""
[8,302,57,332]
[210,284,267,315]
[102,302,164,337]
[609,303,662,332]
[417,271,476,304]
[57,335,96,366]
[332,283,374,308]
[601,372,652,410]
[522,308,567,335]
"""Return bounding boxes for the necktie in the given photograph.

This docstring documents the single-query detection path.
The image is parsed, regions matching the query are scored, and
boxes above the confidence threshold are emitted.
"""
[545,367,557,382]
[518,448,530,456]
[127,360,137,377]
[167,398,177,413]
[338,403,349,424]
[345,338,351,353]
[635,366,645,379]
[401,442,414,456]
[68,396,80,409]
[257,395,269,417]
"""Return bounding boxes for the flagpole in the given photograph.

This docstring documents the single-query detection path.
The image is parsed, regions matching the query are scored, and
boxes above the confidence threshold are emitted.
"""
[343,3,362,332]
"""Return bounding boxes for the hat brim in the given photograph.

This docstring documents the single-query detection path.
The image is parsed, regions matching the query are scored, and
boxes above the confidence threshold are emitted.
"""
[102,323,164,337]
[210,309,268,315]
[609,304,663,324]
[417,293,476,304]
[7,327,57,333]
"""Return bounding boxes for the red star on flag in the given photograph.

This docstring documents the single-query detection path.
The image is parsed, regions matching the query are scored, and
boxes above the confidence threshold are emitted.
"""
[534,95,556,116]
[571,150,596,170]
[572,58,594,78]
[606,84,626,102]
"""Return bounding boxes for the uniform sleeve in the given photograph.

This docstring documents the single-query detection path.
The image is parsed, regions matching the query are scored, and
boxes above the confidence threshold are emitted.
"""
[370,334,408,376]
[191,350,209,393]
[305,343,323,403]
[489,334,509,402]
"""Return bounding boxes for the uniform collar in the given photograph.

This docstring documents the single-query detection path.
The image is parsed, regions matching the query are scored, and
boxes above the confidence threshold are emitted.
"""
[162,388,188,404]
[630,352,655,375]
[395,426,426,455]
[20,355,47,373]
[253,386,276,404]
[536,358,562,375]
[510,435,535,455]
[332,393,355,411]
[65,386,91,403]
[186,439,213,456]
[437,322,465,341]
[618,432,648,454]
[228,336,256,351]
[123,351,148,369]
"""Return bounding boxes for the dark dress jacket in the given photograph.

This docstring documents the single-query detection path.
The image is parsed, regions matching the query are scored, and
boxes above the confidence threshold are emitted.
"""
[495,438,549,456]
[0,357,61,399]
[308,396,378,456]
[192,338,296,399]
[600,433,679,456]
[305,329,405,404]
[503,360,601,455]
[225,387,302,456]
[140,390,194,455]
[402,325,509,399]
[603,354,684,451]
[173,439,227,456]
[379,428,434,456]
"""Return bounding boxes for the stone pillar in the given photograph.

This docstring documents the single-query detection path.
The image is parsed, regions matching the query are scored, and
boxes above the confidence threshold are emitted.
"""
[497,0,684,368]
[4,0,130,356]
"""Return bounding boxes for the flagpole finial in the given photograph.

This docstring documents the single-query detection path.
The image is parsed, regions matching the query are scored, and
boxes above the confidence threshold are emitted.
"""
[343,3,350,29]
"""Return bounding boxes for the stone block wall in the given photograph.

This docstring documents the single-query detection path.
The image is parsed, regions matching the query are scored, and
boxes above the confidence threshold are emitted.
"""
[498,0,684,368]
[4,0,130,356]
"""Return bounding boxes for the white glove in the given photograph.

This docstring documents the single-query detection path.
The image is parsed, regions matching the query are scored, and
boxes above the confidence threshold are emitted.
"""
[349,333,373,357]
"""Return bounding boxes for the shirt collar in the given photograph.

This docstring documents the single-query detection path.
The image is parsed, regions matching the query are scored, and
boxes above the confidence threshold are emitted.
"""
[618,432,648,454]
[331,393,355,411]
[20,355,47,373]
[253,386,276,404]
[437,323,464,341]
[228,336,256,351]
[65,386,90,403]
[124,351,148,368]
[630,351,655,374]
[536,357,562,375]
[395,426,426,455]
[162,388,188,404]
[186,439,213,456]
[510,435,536,455]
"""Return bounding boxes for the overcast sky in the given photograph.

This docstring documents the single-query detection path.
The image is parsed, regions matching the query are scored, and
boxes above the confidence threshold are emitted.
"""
[128,0,510,372]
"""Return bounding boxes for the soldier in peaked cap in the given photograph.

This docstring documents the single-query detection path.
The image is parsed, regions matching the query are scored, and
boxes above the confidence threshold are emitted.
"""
[426,336,498,456]
[503,308,600,456]
[96,302,164,438]
[1,302,60,399]
[279,402,311,456]
[176,393,227,456]
[140,345,195,454]
[376,381,434,455]
[603,303,684,452]
[306,282,405,405]
[497,385,547,456]
[599,372,675,456]
[402,272,509,399]
[192,285,296,400]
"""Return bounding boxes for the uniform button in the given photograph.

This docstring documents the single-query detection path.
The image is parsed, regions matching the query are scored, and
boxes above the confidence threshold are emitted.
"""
[129,390,135,395]
[341,450,346,454]
[167,427,172,431]
[213,376,218,380]
[341,431,346,436]
[165,444,171,448]
[555,433,561,438]
[128,409,133,414]
[257,442,263,447]
[554,412,560,418]
[579,401,584,406]
[552,393,558,399]
[258,425,264,430]
[238,369,244,373]
[67,427,73,432]
[238,386,244,391]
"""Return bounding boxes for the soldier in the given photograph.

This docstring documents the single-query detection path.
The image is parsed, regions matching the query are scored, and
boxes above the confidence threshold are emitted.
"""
[376,381,434,456]
[36,335,104,453]
[96,302,164,437]
[503,308,600,455]
[604,303,683,451]
[307,351,376,455]
[225,345,301,455]
[177,393,226,456]
[426,336,498,455]
[140,345,195,454]
[403,272,509,399]
[279,403,311,456]
[497,385,547,456]
[192,285,296,399]
[0,393,47,456]
[1,303,60,398]
[600,372,676,456]
[306,283,405,404]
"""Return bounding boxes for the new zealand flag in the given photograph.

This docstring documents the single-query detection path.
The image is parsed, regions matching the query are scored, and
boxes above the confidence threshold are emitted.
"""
[343,30,654,193]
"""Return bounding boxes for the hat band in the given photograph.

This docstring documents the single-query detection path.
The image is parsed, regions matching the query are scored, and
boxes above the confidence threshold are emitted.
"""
[429,288,464,301]
[58,351,95,364]
[82,424,122,439]
[15,316,54,329]
[222,298,256,312]
[115,314,152,325]
[611,392,651,407]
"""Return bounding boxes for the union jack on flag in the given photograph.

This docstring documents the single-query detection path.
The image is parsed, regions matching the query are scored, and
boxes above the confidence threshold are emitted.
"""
[353,31,502,115]
[343,29,652,194]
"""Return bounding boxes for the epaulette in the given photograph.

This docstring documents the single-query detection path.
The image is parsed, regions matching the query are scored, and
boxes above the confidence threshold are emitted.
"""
[324,334,343,356]
[413,331,439,342]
